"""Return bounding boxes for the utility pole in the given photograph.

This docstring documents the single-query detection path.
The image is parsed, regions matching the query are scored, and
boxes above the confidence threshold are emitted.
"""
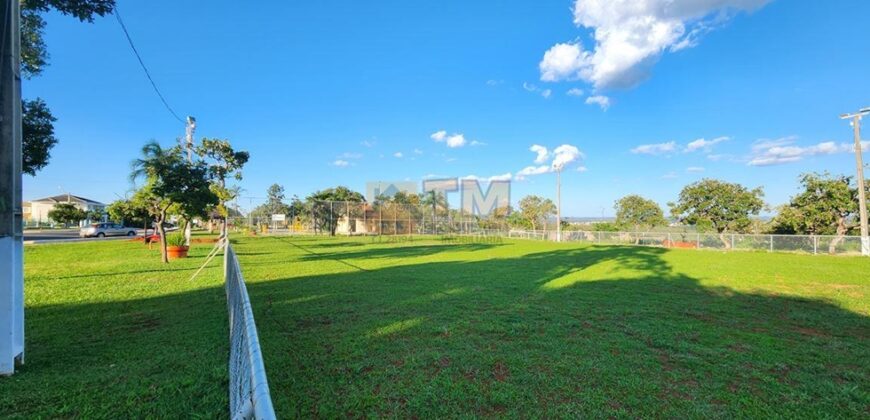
[1,0,25,375]
[840,107,870,256]
[556,168,562,242]
[184,116,195,245]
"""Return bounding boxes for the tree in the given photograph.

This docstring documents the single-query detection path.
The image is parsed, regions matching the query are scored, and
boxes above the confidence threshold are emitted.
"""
[48,203,86,226]
[131,141,217,263]
[614,195,667,238]
[770,173,867,253]
[306,186,365,236]
[420,190,449,234]
[21,99,58,176]
[669,179,765,249]
[506,208,532,230]
[107,198,150,229]
[19,0,116,174]
[518,195,556,231]
[196,138,249,234]
[250,184,291,220]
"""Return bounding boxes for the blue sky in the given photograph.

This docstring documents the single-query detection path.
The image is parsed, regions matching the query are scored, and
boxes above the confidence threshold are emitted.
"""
[22,0,870,216]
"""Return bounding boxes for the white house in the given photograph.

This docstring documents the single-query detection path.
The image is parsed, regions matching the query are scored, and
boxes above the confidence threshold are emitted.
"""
[24,194,105,226]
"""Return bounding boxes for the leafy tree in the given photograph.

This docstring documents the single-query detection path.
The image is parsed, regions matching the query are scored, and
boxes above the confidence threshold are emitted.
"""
[770,173,867,253]
[21,98,58,175]
[19,0,116,174]
[131,141,217,263]
[196,138,249,234]
[48,203,86,226]
[250,184,291,220]
[669,179,765,249]
[86,208,104,222]
[518,195,556,231]
[306,186,365,236]
[590,221,620,232]
[107,198,150,228]
[614,195,667,240]
[420,190,449,233]
[506,210,531,230]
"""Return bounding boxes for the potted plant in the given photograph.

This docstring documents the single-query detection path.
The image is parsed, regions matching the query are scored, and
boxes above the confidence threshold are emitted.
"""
[165,232,189,259]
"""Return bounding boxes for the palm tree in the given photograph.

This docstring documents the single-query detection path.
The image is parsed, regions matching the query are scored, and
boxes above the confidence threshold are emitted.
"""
[130,141,182,263]
[420,190,448,234]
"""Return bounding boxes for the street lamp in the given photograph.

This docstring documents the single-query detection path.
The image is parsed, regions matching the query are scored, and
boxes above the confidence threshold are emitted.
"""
[840,107,870,256]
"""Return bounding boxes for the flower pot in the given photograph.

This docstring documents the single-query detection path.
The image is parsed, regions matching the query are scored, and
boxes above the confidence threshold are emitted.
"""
[662,240,697,249]
[166,245,189,259]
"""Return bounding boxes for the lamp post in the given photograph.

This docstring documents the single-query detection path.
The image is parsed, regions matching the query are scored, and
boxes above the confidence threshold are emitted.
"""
[183,117,196,245]
[840,107,870,256]
[556,167,562,242]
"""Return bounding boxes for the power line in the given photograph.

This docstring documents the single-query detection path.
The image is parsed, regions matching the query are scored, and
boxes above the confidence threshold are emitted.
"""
[113,6,185,124]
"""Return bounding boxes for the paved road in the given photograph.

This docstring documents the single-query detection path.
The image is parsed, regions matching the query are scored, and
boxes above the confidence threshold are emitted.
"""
[24,229,153,243]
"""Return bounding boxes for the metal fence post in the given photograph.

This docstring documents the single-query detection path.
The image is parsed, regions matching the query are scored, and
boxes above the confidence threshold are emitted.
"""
[769,235,773,252]
[696,233,700,249]
[731,234,735,250]
[813,235,818,255]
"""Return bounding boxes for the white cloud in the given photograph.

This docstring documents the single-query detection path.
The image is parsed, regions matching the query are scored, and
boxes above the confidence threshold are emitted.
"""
[661,171,678,179]
[470,140,486,146]
[488,173,513,181]
[566,88,585,97]
[433,130,469,148]
[486,79,503,86]
[393,152,403,158]
[515,165,552,180]
[360,140,375,148]
[539,42,589,83]
[540,0,771,89]
[686,166,705,173]
[585,95,610,110]
[518,143,584,179]
[413,148,423,155]
[332,159,350,167]
[631,141,677,155]
[685,136,729,152]
[577,165,588,172]
[338,152,363,159]
[430,130,447,142]
[522,82,553,98]
[552,144,583,170]
[747,137,868,166]
[460,173,513,182]
[530,144,550,164]
[446,134,466,148]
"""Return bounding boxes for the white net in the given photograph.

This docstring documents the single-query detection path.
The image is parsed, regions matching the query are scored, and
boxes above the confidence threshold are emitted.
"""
[225,241,276,419]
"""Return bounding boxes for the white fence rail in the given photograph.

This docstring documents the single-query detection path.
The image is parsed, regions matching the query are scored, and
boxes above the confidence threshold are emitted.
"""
[225,241,276,419]
[501,229,866,256]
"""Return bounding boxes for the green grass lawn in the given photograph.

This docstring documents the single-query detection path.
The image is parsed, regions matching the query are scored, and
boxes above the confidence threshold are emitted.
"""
[0,238,229,418]
[2,235,868,418]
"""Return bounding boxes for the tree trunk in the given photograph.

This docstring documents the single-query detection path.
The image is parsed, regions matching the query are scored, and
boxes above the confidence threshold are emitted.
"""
[157,211,169,263]
[718,231,731,249]
[828,217,847,254]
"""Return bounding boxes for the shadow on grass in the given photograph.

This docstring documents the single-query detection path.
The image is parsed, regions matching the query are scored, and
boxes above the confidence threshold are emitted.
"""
[5,240,868,418]
[238,243,869,418]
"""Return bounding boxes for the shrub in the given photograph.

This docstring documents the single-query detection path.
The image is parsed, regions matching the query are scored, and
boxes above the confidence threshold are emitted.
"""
[165,232,187,247]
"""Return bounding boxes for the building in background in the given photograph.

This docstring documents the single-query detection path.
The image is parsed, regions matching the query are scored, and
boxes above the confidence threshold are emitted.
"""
[24,194,105,226]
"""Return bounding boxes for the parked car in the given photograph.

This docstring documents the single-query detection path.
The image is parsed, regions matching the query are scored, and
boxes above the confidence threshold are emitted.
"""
[80,223,138,238]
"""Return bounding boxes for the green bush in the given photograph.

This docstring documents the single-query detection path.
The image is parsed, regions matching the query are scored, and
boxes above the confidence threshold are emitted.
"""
[165,232,187,247]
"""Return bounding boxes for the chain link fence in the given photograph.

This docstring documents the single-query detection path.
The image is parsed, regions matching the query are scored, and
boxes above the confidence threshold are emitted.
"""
[227,201,865,256]
[229,200,510,236]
